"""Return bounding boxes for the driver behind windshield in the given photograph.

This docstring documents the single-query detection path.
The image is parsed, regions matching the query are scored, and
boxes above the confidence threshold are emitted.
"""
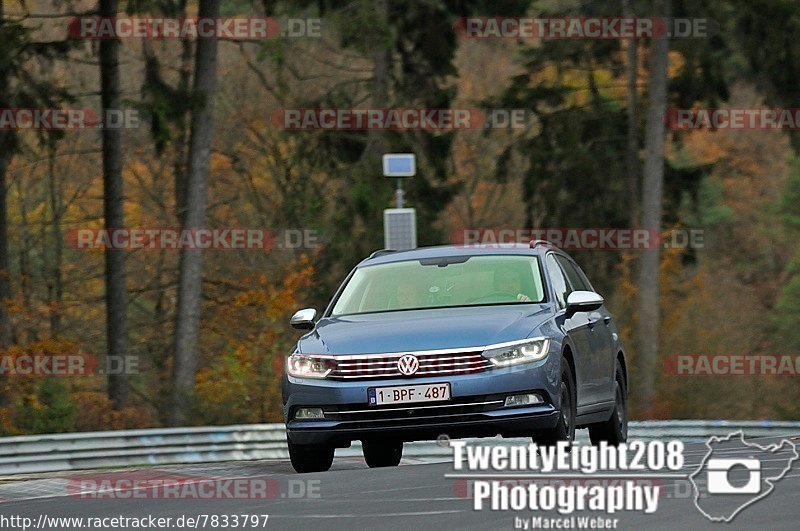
[395,283,426,309]
[493,267,532,302]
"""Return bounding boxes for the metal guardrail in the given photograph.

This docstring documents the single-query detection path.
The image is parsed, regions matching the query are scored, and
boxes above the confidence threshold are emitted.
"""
[0,420,798,476]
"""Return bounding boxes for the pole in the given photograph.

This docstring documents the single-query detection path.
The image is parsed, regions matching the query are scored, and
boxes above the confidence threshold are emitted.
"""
[395,178,404,208]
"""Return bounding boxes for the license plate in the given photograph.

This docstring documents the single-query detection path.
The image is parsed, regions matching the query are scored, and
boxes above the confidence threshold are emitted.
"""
[368,383,451,406]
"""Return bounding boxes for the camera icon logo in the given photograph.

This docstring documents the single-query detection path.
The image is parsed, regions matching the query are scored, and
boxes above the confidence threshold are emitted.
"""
[706,458,761,494]
[690,431,798,522]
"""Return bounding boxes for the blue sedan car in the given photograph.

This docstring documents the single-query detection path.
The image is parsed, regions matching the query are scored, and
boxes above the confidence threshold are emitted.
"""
[282,242,628,472]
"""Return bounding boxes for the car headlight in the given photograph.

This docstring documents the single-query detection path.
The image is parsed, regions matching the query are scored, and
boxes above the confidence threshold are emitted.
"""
[286,354,335,378]
[482,338,550,367]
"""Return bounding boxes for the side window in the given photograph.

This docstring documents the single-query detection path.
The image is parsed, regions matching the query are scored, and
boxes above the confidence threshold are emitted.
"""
[546,254,571,309]
[556,255,590,292]
[570,259,596,293]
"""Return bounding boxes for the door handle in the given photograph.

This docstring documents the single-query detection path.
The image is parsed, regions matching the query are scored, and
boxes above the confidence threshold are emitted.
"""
[603,317,611,325]
[587,319,597,330]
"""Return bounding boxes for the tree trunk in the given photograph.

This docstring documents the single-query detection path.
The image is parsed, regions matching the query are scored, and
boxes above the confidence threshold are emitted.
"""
[46,140,63,336]
[15,178,36,343]
[99,0,129,408]
[365,0,389,161]
[174,38,193,223]
[170,0,221,426]
[623,0,640,224]
[0,146,12,351]
[372,1,389,105]
[635,0,670,415]
[174,0,193,224]
[0,3,14,351]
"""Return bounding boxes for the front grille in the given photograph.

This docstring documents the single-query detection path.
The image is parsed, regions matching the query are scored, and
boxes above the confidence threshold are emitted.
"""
[328,351,492,379]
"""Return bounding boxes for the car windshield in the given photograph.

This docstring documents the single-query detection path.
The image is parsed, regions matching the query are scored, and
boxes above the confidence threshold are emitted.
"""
[331,255,545,316]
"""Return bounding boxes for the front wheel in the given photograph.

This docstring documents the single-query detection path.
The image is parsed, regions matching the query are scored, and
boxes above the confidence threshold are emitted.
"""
[588,361,628,446]
[362,440,403,467]
[533,357,576,446]
[288,441,334,473]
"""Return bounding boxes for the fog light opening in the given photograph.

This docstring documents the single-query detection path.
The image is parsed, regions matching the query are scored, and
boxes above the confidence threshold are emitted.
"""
[504,393,543,407]
[295,407,324,420]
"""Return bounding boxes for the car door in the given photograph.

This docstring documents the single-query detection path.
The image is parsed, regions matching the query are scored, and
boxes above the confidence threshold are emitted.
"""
[546,253,592,408]
[557,255,615,405]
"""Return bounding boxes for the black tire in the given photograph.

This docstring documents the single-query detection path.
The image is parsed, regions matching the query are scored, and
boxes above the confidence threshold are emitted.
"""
[362,440,403,468]
[588,361,628,446]
[288,440,334,473]
[533,357,576,446]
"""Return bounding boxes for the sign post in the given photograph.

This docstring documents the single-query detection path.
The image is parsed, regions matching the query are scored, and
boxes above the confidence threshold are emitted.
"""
[382,154,417,250]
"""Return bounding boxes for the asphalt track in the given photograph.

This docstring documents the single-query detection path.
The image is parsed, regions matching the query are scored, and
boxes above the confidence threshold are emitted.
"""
[1,434,799,531]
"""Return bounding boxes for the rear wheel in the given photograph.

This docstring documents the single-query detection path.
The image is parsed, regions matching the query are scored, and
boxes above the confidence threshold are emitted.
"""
[533,357,576,446]
[588,361,628,446]
[288,441,334,473]
[362,440,403,468]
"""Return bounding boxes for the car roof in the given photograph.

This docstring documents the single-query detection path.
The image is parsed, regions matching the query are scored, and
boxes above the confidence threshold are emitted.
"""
[359,243,558,267]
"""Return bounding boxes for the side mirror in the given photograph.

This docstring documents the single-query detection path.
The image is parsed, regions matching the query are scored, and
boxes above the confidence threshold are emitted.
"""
[565,291,604,318]
[290,308,317,330]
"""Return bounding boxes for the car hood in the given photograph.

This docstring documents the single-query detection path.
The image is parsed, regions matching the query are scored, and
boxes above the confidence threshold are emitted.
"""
[297,304,552,355]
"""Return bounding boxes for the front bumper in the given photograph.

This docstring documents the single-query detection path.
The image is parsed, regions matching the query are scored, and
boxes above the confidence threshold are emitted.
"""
[282,359,561,446]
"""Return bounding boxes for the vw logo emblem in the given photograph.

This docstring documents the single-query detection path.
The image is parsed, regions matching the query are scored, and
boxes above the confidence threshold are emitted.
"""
[397,354,419,375]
